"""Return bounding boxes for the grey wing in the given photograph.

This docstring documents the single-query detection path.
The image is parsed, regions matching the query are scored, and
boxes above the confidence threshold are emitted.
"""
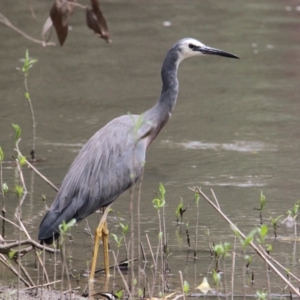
[38,115,150,241]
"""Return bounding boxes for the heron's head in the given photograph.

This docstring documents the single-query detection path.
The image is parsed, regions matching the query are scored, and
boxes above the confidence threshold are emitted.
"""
[176,38,239,62]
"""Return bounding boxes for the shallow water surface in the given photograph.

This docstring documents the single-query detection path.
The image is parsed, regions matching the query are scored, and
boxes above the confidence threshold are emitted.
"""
[0,0,300,297]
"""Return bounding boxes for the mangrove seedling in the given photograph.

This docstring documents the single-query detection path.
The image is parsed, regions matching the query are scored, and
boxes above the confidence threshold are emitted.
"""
[20,50,38,161]
[269,214,283,238]
[254,191,266,225]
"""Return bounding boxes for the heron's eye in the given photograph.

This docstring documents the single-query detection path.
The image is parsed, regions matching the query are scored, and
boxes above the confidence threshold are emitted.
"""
[189,43,195,49]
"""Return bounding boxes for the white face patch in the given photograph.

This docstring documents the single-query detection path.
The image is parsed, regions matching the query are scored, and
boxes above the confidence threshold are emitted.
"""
[177,38,206,63]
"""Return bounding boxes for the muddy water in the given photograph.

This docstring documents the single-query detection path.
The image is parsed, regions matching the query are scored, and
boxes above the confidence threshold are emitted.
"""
[1,0,300,296]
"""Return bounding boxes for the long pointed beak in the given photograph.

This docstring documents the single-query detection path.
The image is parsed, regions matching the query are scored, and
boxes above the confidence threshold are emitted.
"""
[199,45,239,59]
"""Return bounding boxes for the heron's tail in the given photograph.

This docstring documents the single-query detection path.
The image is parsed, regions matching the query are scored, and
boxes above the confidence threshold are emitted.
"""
[38,209,74,245]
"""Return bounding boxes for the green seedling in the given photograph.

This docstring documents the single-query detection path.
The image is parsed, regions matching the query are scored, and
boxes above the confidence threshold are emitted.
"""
[119,222,128,234]
[256,224,268,245]
[17,154,26,166]
[183,280,189,293]
[152,182,166,210]
[19,50,38,160]
[214,242,231,258]
[0,147,3,162]
[111,233,123,248]
[256,290,267,300]
[254,191,266,224]
[12,124,21,142]
[175,198,183,223]
[58,219,76,244]
[21,49,38,77]
[244,255,253,269]
[2,183,8,195]
[15,184,23,199]
[212,269,221,286]
[287,200,300,220]
[269,214,283,238]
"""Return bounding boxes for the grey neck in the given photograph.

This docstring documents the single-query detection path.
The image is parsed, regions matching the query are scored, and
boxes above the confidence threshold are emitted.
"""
[158,49,180,114]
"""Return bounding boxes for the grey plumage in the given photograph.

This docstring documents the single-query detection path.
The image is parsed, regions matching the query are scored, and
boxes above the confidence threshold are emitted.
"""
[38,38,238,244]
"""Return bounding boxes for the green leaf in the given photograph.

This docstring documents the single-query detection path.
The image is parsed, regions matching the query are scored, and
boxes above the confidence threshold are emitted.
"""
[12,124,21,141]
[242,229,257,248]
[25,92,30,100]
[15,184,23,198]
[194,192,200,205]
[159,182,165,197]
[175,199,183,217]
[8,250,16,260]
[183,280,189,293]
[260,224,268,237]
[59,219,76,234]
[18,154,27,166]
[119,222,129,233]
[212,269,221,284]
[0,147,3,162]
[115,290,123,299]
[2,183,8,194]
[260,191,266,210]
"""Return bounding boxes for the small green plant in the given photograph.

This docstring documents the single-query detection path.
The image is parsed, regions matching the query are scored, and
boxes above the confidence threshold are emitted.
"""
[183,280,189,293]
[111,233,123,248]
[254,191,266,224]
[119,222,129,234]
[12,124,21,143]
[19,50,38,161]
[287,200,300,220]
[269,214,283,238]
[212,269,221,286]
[256,224,268,245]
[152,182,166,210]
[15,184,24,199]
[58,219,76,244]
[244,254,253,269]
[175,198,183,223]
[256,289,267,300]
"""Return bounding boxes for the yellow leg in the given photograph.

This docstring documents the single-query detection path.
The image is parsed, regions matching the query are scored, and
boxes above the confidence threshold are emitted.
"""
[102,221,110,276]
[89,205,112,281]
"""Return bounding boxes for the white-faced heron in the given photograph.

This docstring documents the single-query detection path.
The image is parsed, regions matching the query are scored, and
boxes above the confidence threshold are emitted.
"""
[38,38,239,279]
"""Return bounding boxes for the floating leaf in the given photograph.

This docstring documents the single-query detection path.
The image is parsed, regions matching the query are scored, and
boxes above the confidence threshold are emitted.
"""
[196,277,211,295]
[50,0,74,46]
[86,0,110,43]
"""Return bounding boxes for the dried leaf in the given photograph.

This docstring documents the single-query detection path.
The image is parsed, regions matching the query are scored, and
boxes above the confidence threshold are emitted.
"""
[50,0,74,46]
[86,0,110,43]
[196,277,211,295]
[41,16,53,42]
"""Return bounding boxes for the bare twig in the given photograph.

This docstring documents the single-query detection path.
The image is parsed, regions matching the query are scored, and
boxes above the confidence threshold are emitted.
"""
[14,142,58,192]
[22,280,61,291]
[0,254,31,287]
[0,13,55,46]
[0,239,56,254]
[178,271,186,300]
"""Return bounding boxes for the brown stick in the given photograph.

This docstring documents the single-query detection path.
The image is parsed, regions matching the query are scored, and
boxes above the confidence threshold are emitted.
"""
[0,13,55,46]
